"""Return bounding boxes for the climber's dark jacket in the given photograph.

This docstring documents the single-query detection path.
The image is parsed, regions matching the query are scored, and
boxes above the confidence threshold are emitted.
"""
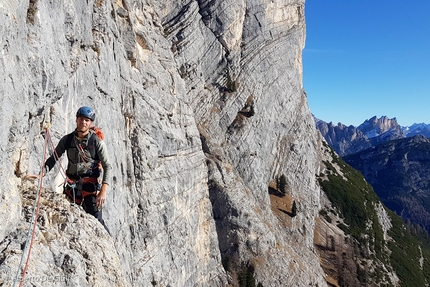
[45,129,112,185]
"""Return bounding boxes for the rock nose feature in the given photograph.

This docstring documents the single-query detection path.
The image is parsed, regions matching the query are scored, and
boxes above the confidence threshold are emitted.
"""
[0,1,325,286]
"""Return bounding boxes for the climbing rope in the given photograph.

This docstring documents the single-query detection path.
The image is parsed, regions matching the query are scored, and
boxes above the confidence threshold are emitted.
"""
[13,128,50,287]
[13,127,70,286]
[46,128,68,180]
[13,125,104,285]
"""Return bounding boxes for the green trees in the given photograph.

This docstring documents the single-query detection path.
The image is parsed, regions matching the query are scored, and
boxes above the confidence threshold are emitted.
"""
[291,200,297,217]
[273,174,298,217]
[276,174,287,195]
[238,265,264,287]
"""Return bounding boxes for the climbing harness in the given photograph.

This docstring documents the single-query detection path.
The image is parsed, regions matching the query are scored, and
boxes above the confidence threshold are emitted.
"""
[63,177,98,205]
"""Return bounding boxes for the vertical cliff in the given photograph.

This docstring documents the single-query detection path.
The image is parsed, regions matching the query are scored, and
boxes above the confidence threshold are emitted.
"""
[0,0,327,286]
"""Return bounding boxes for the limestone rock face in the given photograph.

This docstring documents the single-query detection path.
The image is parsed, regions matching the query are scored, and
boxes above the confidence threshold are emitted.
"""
[0,1,326,286]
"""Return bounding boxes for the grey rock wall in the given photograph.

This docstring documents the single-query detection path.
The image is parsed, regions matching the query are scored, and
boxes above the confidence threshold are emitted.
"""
[0,0,326,286]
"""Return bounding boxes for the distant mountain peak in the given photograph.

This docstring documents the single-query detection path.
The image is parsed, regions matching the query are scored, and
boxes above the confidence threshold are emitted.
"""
[315,115,430,156]
[357,116,401,139]
[402,123,430,138]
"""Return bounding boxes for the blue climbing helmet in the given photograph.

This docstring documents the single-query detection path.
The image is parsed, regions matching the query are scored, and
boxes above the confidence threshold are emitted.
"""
[76,106,95,121]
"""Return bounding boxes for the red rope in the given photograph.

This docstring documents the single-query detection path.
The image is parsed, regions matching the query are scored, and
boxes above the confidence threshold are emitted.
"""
[18,128,49,286]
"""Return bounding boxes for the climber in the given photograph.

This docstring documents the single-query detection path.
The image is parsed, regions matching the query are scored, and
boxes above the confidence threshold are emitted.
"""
[26,106,112,233]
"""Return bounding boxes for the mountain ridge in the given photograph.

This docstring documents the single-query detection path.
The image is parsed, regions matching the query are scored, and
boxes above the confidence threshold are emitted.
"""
[316,114,430,236]
[343,134,430,234]
[315,115,430,156]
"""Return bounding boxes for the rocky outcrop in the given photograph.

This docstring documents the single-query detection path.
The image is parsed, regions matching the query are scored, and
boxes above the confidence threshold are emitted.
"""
[0,1,326,286]
[0,181,128,287]
[357,116,403,142]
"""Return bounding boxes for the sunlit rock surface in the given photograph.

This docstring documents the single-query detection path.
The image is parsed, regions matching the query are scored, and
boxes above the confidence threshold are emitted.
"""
[0,1,328,286]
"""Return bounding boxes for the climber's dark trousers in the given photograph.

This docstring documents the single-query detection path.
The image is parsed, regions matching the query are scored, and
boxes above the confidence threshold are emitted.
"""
[82,194,111,235]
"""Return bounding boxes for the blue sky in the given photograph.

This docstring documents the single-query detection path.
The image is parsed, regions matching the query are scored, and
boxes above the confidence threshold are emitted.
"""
[303,0,430,127]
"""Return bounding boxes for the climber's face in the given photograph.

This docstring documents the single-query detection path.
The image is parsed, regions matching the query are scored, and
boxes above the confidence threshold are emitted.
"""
[76,116,92,135]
